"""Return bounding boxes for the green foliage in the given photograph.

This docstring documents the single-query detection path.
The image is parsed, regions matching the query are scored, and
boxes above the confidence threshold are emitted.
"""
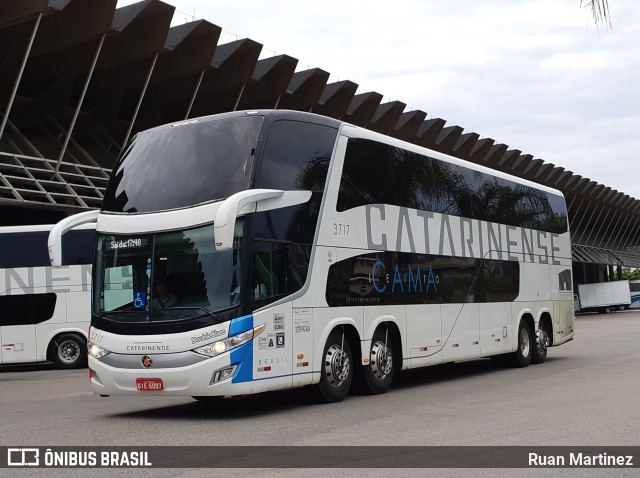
[622,269,640,280]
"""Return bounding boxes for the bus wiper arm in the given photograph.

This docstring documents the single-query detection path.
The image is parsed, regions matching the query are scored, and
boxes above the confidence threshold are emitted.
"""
[160,306,223,321]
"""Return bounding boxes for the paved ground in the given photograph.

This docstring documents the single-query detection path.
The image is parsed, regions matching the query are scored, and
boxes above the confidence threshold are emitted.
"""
[2,310,640,477]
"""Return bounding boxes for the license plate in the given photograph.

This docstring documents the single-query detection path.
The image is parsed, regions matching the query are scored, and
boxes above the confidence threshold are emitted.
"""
[136,378,164,391]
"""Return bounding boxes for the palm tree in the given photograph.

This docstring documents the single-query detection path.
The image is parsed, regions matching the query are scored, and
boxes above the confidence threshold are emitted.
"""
[582,0,612,28]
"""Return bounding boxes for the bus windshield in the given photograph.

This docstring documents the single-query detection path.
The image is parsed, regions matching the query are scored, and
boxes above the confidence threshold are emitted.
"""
[102,115,264,213]
[93,222,243,323]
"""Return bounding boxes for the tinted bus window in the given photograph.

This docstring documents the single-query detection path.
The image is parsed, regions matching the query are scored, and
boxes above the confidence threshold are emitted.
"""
[0,231,50,268]
[337,138,568,234]
[249,120,339,309]
[103,115,263,213]
[325,252,519,307]
[62,229,95,265]
[336,139,396,212]
[0,293,57,326]
[255,120,337,192]
[0,229,95,268]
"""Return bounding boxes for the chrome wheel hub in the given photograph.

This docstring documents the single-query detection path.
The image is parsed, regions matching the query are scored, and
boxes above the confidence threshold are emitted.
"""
[370,341,392,380]
[519,328,530,357]
[58,340,80,364]
[324,344,350,387]
[537,327,549,355]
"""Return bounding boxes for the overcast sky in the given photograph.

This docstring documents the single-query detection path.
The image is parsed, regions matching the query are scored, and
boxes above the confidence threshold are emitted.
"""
[118,0,640,199]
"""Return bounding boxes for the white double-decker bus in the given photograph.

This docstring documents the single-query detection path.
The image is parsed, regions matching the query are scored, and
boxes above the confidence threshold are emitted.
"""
[1,223,93,368]
[49,110,574,402]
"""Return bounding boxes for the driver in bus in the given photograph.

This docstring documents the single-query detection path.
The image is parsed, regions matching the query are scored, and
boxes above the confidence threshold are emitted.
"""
[152,278,178,310]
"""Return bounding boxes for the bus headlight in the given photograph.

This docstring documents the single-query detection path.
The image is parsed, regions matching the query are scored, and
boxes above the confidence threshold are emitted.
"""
[89,342,111,359]
[194,323,266,357]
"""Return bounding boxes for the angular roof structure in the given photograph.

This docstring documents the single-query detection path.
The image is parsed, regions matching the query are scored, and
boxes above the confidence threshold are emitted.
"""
[0,0,639,267]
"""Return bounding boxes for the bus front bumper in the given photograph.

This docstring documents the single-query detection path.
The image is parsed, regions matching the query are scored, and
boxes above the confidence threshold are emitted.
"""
[88,345,255,397]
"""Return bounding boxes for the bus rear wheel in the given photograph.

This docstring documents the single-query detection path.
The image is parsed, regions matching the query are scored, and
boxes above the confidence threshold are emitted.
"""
[532,320,550,364]
[49,333,87,369]
[507,320,532,368]
[362,327,395,395]
[316,330,353,403]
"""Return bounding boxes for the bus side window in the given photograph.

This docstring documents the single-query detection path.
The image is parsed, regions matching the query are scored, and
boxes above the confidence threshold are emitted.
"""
[0,232,50,268]
[0,293,56,326]
[62,229,96,265]
[251,245,289,306]
[0,295,30,325]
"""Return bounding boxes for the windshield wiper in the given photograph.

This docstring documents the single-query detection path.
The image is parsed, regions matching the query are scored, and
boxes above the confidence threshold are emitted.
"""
[159,306,223,321]
[105,305,145,313]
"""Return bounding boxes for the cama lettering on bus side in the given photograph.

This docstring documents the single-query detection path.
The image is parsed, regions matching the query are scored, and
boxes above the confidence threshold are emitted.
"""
[369,260,439,294]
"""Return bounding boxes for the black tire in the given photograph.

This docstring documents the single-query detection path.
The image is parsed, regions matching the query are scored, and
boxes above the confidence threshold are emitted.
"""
[362,327,395,395]
[49,333,87,369]
[316,329,353,403]
[531,320,549,364]
[505,320,532,368]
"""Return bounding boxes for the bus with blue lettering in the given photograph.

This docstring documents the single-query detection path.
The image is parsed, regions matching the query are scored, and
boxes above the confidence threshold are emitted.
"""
[628,280,640,309]
[48,110,574,402]
[0,223,94,368]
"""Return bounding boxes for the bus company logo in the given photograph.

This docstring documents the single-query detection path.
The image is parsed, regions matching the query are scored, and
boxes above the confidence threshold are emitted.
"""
[8,448,39,467]
[126,344,169,352]
[190,329,226,344]
[365,204,565,266]
[141,355,152,368]
[370,260,439,294]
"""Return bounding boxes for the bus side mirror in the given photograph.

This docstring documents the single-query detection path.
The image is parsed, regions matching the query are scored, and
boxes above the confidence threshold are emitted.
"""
[48,210,99,266]
[214,189,312,251]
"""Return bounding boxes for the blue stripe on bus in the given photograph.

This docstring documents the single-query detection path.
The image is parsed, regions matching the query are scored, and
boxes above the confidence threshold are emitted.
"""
[229,314,253,335]
[631,296,640,303]
[230,314,253,384]
[231,341,253,384]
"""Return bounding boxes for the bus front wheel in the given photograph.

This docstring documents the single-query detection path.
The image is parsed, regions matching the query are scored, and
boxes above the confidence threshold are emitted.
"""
[316,330,353,403]
[49,333,87,369]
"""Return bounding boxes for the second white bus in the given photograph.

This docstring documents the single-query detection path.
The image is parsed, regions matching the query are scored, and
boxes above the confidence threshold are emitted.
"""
[1,223,94,368]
